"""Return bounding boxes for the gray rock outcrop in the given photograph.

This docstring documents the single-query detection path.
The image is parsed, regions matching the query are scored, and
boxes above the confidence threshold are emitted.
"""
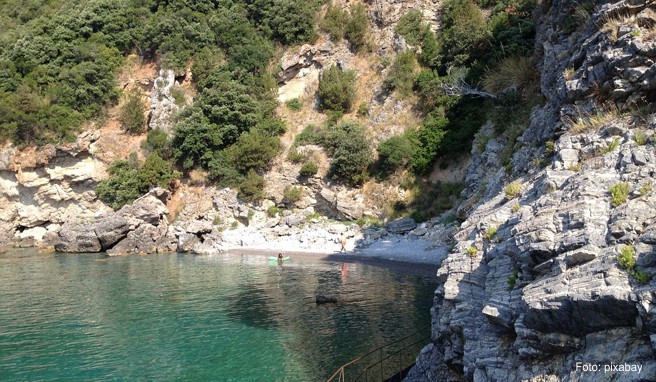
[406,0,656,380]
[55,188,173,255]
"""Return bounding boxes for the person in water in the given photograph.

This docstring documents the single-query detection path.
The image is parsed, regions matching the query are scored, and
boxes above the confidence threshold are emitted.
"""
[278,253,284,261]
[340,236,347,252]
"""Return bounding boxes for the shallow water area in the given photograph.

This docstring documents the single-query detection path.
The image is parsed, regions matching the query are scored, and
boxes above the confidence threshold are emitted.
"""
[0,249,435,381]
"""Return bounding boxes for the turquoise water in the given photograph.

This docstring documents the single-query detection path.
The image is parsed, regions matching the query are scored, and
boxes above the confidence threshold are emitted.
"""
[0,250,435,381]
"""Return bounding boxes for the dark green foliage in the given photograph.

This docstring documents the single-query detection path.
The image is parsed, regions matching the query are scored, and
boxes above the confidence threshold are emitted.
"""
[345,4,368,51]
[172,114,225,170]
[295,124,323,145]
[406,180,464,222]
[95,152,179,210]
[439,0,489,69]
[285,98,302,111]
[95,159,142,210]
[318,65,356,113]
[299,161,318,177]
[142,128,173,159]
[246,0,320,45]
[191,47,223,90]
[395,10,426,46]
[395,10,440,67]
[138,152,180,190]
[384,51,417,96]
[119,89,146,133]
[321,121,373,186]
[2,0,313,146]
[239,169,265,202]
[207,150,244,187]
[256,117,287,136]
[228,128,281,173]
[411,110,449,175]
[321,4,349,41]
[414,70,457,111]
[377,130,418,175]
[321,3,368,50]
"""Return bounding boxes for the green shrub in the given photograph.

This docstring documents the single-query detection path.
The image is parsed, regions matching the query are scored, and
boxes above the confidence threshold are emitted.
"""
[321,121,374,186]
[610,181,629,207]
[119,89,146,134]
[356,215,383,228]
[632,270,649,284]
[321,3,350,41]
[142,128,173,159]
[345,3,369,51]
[247,0,321,45]
[617,245,636,270]
[321,3,368,50]
[411,110,449,174]
[384,51,417,96]
[267,206,283,217]
[438,0,489,68]
[504,181,522,199]
[395,10,427,46]
[466,246,478,258]
[395,10,440,67]
[357,103,369,117]
[239,169,266,202]
[295,124,324,145]
[96,160,142,210]
[171,87,186,107]
[299,161,319,177]
[138,152,180,190]
[482,224,498,241]
[318,65,356,113]
[96,152,179,210]
[228,129,281,173]
[283,185,303,203]
[377,131,418,174]
[286,98,302,111]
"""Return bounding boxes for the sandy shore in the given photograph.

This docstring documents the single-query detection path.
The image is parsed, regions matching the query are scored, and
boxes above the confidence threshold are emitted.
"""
[225,236,447,278]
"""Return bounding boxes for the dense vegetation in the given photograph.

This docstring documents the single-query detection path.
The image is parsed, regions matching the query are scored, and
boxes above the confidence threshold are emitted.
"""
[1,0,539,218]
[0,0,321,146]
[379,0,538,177]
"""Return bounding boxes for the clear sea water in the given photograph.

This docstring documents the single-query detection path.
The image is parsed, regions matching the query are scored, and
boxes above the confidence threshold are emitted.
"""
[0,250,436,381]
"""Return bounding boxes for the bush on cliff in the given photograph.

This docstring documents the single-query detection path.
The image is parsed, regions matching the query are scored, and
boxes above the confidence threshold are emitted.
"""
[96,152,179,210]
[321,121,373,186]
[318,65,356,113]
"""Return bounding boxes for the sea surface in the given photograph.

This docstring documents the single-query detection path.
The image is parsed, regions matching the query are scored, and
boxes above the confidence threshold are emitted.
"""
[0,250,436,381]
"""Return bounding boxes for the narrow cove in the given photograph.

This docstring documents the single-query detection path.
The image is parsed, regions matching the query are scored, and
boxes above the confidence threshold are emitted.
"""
[0,250,435,381]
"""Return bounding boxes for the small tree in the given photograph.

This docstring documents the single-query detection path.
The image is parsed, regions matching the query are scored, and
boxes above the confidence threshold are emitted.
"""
[299,161,319,177]
[318,65,356,113]
[119,89,146,134]
[322,121,373,186]
[345,3,368,51]
[239,169,266,202]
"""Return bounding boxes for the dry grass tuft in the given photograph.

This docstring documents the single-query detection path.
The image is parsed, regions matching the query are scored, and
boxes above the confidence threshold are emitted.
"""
[565,107,622,134]
[483,56,538,97]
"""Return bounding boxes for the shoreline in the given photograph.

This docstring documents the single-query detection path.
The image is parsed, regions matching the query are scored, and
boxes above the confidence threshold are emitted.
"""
[224,244,442,278]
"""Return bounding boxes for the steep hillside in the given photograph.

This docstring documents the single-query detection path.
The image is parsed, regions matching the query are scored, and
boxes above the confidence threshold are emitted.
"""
[406,0,656,380]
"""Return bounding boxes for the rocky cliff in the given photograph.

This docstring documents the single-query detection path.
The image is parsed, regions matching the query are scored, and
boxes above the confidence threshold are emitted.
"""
[406,0,656,380]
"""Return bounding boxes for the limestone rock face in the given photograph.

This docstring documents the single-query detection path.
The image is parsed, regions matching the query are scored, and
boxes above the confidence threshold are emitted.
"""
[406,0,656,380]
[148,69,181,134]
[0,132,108,247]
[54,224,102,253]
[55,188,173,255]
